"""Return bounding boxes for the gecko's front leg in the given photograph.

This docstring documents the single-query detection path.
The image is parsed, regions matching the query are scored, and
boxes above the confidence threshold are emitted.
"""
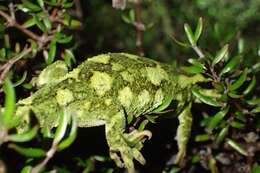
[105,108,151,173]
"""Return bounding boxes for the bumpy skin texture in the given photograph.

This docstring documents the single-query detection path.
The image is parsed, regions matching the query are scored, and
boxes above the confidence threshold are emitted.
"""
[16,53,205,173]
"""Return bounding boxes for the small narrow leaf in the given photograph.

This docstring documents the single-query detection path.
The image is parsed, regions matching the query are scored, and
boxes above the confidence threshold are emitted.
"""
[184,23,195,45]
[13,71,27,87]
[230,121,245,129]
[46,40,56,65]
[3,78,15,128]
[243,76,256,95]
[53,109,69,145]
[37,0,44,8]
[192,88,221,107]
[230,69,248,91]
[188,58,206,69]
[227,139,248,156]
[208,107,229,132]
[8,144,45,158]
[34,15,46,32]
[21,166,32,173]
[8,126,38,142]
[216,126,229,144]
[247,98,260,105]
[220,55,241,75]
[251,106,260,113]
[22,0,41,12]
[195,134,210,142]
[23,18,36,28]
[58,115,77,151]
[43,16,52,30]
[212,44,229,66]
[182,65,204,74]
[194,17,203,43]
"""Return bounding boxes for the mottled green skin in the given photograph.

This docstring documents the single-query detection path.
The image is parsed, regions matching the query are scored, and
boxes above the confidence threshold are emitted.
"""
[16,53,205,173]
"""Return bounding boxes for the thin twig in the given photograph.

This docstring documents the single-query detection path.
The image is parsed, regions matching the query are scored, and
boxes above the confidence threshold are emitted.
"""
[0,47,32,86]
[135,0,144,56]
[192,45,205,59]
[0,10,44,44]
[31,145,57,173]
[74,0,83,20]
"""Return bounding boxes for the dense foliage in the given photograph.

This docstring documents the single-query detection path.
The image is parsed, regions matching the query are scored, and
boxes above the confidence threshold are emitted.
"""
[0,0,259,173]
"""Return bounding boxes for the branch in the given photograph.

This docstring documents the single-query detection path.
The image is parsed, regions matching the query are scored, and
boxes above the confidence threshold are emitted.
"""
[0,10,44,45]
[135,0,144,56]
[0,47,32,86]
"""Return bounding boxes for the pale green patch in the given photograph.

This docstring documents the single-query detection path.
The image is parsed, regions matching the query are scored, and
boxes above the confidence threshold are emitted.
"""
[90,71,113,96]
[105,99,112,106]
[178,74,206,88]
[112,63,124,71]
[88,54,110,64]
[118,87,133,108]
[137,90,151,108]
[120,71,134,82]
[66,68,81,81]
[17,96,33,105]
[37,61,68,87]
[154,89,164,108]
[56,89,74,106]
[146,65,169,85]
[120,53,139,61]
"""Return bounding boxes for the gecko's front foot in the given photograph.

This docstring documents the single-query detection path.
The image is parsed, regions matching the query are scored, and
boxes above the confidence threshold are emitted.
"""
[109,129,152,173]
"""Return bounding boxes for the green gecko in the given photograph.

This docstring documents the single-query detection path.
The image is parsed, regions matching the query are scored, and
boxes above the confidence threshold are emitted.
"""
[15,53,206,173]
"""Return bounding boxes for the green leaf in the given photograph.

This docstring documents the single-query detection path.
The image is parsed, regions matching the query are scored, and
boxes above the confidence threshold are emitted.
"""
[8,144,45,158]
[129,9,135,23]
[63,49,76,68]
[208,107,229,132]
[216,126,229,144]
[63,2,74,8]
[3,78,16,128]
[22,0,41,12]
[208,157,219,173]
[46,40,56,65]
[182,65,204,74]
[212,44,229,66]
[251,106,260,113]
[8,126,38,142]
[226,139,248,156]
[138,119,149,131]
[122,15,131,24]
[53,109,69,145]
[21,166,32,173]
[58,115,77,151]
[0,48,6,59]
[188,58,206,69]
[220,55,241,75]
[34,15,46,32]
[23,18,36,28]
[55,34,73,44]
[192,88,221,107]
[169,34,190,47]
[238,38,244,54]
[37,0,44,8]
[184,23,195,45]
[13,71,27,87]
[228,91,243,99]
[194,17,203,43]
[43,15,52,30]
[252,164,260,173]
[246,97,260,105]
[243,76,256,95]
[195,134,210,142]
[230,68,248,91]
[230,121,245,129]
